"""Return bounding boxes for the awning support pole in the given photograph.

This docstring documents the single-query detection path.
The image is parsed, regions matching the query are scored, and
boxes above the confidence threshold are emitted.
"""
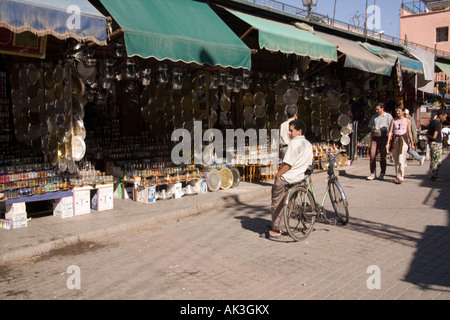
[303,53,344,79]
[240,26,255,40]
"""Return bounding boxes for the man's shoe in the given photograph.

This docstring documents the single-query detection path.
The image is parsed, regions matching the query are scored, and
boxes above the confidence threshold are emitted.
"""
[367,173,376,180]
[431,177,443,182]
[378,173,385,180]
[419,157,425,166]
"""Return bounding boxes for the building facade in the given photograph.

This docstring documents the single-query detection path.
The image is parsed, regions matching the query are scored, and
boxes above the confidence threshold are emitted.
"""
[400,0,450,96]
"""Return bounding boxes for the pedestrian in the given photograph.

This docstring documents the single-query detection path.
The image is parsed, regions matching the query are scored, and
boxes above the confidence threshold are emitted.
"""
[404,109,425,166]
[426,109,448,181]
[262,119,313,240]
[279,107,297,160]
[367,103,393,180]
[386,106,415,184]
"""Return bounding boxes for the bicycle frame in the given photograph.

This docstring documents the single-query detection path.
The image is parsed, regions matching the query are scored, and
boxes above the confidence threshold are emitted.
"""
[283,151,350,241]
[306,154,347,213]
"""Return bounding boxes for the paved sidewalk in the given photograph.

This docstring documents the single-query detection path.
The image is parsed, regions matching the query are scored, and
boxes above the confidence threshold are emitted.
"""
[0,154,374,264]
[1,179,275,264]
[1,152,449,300]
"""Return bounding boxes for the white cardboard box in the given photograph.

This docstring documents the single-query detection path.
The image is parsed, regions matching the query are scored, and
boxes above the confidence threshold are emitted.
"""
[5,211,27,222]
[194,179,207,194]
[73,187,91,216]
[6,202,26,215]
[53,198,74,218]
[92,185,114,212]
[168,183,183,199]
[134,186,157,204]
[1,219,27,229]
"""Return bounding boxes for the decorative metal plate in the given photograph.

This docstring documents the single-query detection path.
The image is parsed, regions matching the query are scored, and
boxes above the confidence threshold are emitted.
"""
[206,168,221,192]
[219,168,233,190]
[230,167,240,188]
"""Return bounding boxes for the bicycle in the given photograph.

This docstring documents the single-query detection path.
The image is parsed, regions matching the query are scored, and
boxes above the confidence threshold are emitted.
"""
[283,151,350,241]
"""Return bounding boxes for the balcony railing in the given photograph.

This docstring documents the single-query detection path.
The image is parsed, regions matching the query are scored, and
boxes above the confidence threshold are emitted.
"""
[401,0,428,14]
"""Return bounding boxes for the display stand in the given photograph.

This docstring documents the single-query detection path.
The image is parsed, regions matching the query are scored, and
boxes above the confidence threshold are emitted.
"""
[4,190,73,205]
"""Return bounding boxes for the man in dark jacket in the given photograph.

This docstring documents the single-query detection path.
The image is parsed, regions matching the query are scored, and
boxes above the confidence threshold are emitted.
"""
[427,109,448,181]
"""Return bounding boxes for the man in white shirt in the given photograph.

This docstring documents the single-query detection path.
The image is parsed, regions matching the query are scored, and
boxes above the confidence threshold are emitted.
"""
[367,103,393,180]
[262,119,313,240]
[279,108,297,160]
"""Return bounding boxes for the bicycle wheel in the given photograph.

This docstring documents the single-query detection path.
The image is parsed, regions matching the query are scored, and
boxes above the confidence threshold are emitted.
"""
[328,178,349,225]
[283,186,316,241]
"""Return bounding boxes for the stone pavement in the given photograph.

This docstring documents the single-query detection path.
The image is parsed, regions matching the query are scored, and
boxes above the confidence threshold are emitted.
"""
[1,152,450,301]
[1,177,274,264]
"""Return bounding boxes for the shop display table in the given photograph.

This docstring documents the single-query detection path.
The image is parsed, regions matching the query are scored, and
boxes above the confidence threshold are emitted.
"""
[2,184,114,219]
[4,190,73,205]
[236,164,277,183]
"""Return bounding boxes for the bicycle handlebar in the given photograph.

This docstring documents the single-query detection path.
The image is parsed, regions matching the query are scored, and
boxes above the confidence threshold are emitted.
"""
[284,151,347,188]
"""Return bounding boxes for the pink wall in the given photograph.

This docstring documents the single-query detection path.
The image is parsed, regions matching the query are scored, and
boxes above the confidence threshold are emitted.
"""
[400,9,450,53]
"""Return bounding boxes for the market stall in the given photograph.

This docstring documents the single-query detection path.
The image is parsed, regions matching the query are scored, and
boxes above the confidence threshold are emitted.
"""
[0,0,430,229]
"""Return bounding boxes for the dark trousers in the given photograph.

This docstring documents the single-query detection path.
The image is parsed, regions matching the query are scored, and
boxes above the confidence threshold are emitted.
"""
[370,136,388,174]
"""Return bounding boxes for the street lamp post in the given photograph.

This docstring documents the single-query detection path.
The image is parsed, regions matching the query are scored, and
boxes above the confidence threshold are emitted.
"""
[302,0,318,20]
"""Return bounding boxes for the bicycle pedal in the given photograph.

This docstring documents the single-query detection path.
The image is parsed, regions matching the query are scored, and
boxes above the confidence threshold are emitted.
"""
[329,218,337,226]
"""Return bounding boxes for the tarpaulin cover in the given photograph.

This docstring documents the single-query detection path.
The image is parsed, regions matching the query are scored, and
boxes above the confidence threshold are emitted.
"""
[359,42,423,74]
[0,0,107,45]
[315,31,392,76]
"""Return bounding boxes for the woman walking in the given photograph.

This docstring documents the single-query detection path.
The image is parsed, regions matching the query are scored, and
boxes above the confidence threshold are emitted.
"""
[386,106,415,184]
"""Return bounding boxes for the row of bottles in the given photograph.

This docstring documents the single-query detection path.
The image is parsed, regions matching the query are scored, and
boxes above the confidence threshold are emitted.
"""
[0,70,12,143]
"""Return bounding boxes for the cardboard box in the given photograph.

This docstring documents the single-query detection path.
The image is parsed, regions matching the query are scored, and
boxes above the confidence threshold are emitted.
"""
[6,202,26,215]
[53,205,74,218]
[73,188,91,216]
[92,185,114,212]
[168,183,183,199]
[134,186,157,204]
[55,196,73,205]
[194,179,207,194]
[1,219,27,229]
[5,211,27,222]
[53,198,74,218]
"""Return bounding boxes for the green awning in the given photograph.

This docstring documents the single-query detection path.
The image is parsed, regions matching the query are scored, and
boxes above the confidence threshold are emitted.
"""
[359,42,423,74]
[436,62,450,77]
[315,31,392,76]
[100,0,251,69]
[225,9,337,63]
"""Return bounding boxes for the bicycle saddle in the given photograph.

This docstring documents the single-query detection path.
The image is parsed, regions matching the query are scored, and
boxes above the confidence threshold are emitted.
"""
[285,180,307,188]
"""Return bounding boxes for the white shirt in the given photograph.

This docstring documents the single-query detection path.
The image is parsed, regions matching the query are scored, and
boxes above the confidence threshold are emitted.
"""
[368,112,393,133]
[280,117,295,146]
[282,135,313,183]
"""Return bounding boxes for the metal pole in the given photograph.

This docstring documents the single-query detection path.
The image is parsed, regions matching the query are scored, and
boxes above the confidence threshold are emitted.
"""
[364,0,368,41]
[333,0,337,25]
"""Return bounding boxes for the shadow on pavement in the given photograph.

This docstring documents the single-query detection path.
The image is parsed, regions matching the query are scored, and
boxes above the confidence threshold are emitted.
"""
[346,216,422,247]
[403,153,450,291]
[338,170,369,180]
